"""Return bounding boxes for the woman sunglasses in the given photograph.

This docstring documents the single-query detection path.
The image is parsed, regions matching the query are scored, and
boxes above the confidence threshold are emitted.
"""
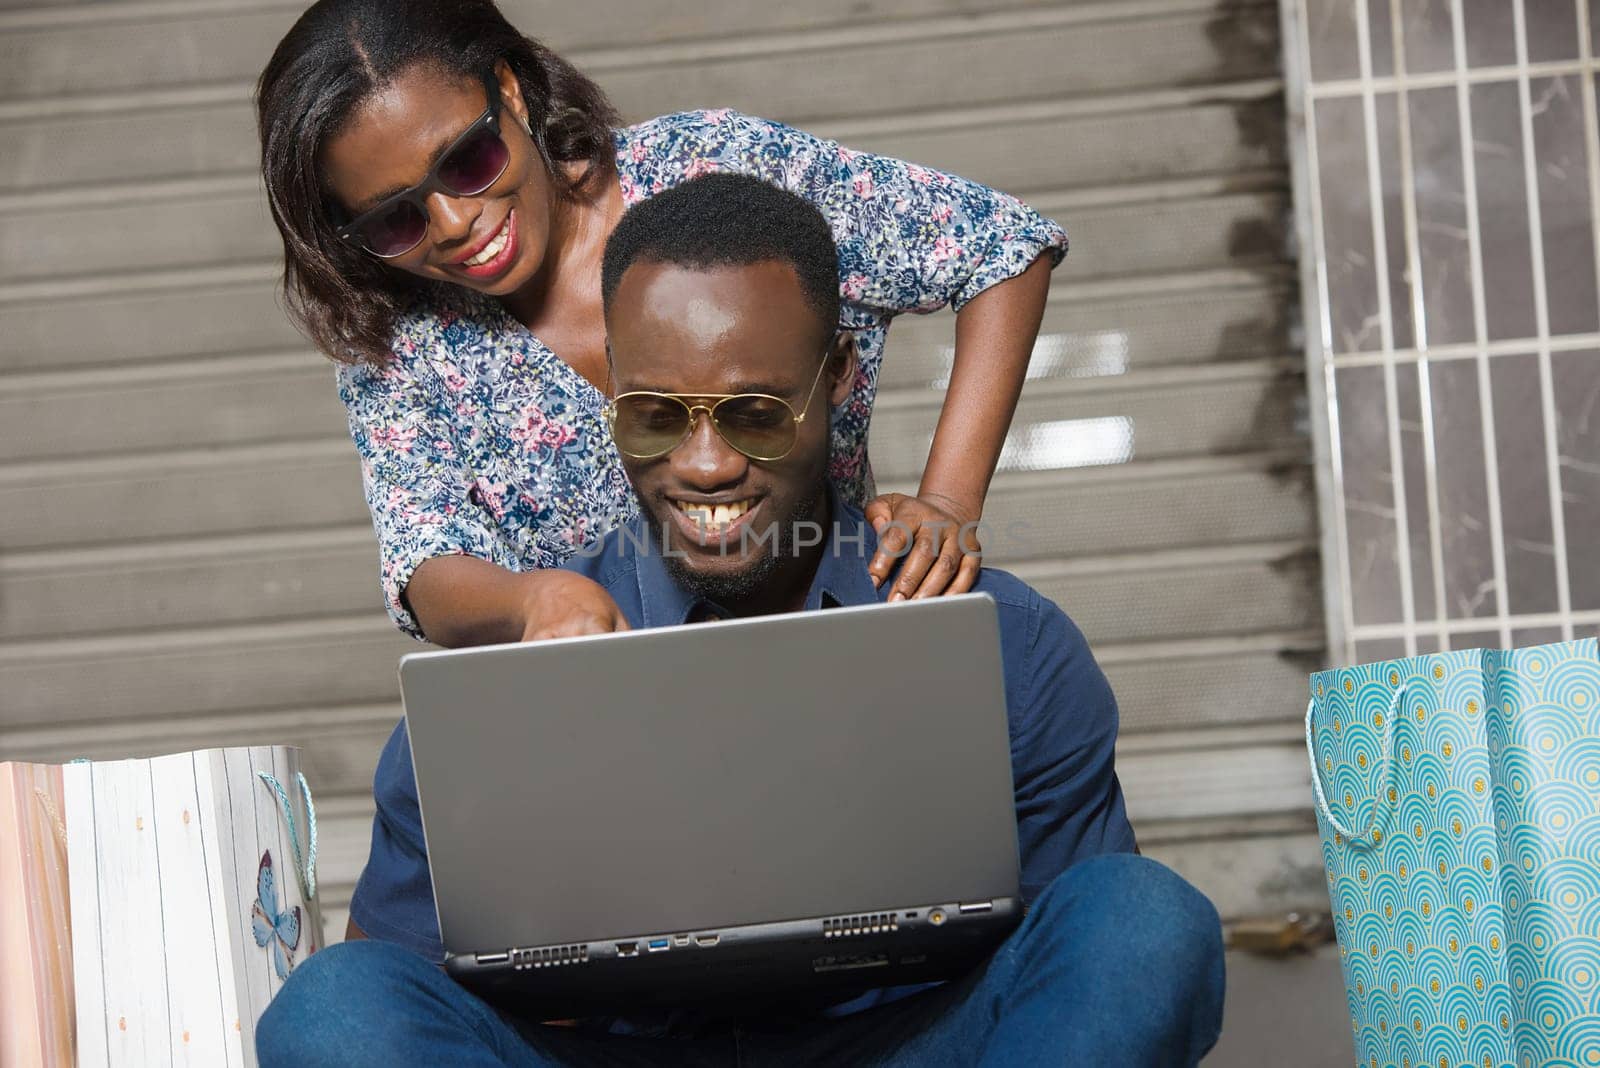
[604,346,835,462]
[334,73,513,258]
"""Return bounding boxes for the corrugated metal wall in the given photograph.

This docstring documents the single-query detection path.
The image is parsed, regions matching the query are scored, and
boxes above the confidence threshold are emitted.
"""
[0,0,1321,938]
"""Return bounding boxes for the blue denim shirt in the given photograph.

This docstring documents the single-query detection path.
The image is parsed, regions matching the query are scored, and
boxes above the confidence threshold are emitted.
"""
[350,495,1137,1016]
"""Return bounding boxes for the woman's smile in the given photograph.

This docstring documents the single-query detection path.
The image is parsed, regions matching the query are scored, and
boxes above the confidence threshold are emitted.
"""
[317,62,564,302]
[451,208,521,280]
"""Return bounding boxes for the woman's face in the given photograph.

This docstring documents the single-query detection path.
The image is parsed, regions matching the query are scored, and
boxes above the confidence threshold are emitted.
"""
[321,61,558,296]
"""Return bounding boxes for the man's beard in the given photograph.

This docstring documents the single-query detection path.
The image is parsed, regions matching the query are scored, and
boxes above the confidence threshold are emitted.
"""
[658,480,826,609]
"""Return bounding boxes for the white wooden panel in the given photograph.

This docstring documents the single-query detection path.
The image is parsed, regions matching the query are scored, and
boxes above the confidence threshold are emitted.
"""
[61,764,107,1066]
[80,760,170,1065]
[149,755,234,1064]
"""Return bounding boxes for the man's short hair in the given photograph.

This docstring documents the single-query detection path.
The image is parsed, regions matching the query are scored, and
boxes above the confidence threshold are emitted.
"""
[600,172,841,331]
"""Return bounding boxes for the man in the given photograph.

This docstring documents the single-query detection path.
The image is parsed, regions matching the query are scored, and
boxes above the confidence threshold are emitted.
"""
[260,174,1225,1065]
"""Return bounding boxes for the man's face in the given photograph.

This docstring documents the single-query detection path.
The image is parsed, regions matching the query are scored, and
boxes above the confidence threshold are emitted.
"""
[606,259,853,604]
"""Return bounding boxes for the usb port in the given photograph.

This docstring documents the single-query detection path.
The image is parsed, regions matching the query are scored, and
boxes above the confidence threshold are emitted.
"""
[694,933,720,947]
[615,942,638,958]
[958,901,993,914]
[647,937,671,952]
[475,952,510,966]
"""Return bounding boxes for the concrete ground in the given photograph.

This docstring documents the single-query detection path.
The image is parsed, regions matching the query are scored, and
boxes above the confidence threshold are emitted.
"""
[1204,944,1355,1067]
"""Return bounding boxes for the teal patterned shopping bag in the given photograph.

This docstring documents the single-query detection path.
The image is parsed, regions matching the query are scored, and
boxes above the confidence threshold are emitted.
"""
[1307,638,1600,1068]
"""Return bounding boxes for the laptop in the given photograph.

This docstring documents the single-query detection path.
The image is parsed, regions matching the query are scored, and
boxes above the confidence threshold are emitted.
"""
[399,592,1023,1016]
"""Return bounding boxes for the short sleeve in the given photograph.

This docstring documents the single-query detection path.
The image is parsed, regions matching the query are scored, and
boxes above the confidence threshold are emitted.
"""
[1004,589,1137,901]
[631,110,1067,315]
[347,720,444,960]
[337,348,520,640]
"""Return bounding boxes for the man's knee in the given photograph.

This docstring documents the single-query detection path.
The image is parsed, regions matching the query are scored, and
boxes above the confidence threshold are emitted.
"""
[1033,853,1225,1004]
[1001,855,1225,1062]
[257,939,441,1065]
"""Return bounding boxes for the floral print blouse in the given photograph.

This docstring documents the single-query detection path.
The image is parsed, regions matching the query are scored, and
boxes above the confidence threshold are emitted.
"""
[338,109,1067,639]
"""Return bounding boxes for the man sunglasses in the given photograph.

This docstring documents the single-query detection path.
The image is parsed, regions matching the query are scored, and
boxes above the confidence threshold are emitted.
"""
[335,73,513,258]
[604,344,835,462]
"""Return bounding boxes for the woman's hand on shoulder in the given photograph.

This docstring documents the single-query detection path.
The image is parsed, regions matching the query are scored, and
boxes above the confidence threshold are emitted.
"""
[864,492,982,601]
[518,570,631,641]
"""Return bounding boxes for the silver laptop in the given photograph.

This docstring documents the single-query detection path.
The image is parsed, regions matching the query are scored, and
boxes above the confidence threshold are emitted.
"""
[399,592,1022,1015]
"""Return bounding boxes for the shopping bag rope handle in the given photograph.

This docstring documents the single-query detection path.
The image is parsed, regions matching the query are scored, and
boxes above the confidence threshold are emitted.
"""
[259,771,318,902]
[1305,682,1404,848]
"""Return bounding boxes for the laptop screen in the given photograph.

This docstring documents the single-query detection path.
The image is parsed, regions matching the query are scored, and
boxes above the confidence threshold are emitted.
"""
[402,594,1020,954]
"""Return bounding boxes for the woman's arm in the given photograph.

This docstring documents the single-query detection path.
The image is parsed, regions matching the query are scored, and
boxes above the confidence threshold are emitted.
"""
[337,354,626,645]
[406,556,628,648]
[928,253,1053,521]
[867,253,1054,599]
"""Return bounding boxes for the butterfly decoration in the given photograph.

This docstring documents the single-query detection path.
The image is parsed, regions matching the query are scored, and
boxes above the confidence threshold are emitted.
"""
[250,850,302,981]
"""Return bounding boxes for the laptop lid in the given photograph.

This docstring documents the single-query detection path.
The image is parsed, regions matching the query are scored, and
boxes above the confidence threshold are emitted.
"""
[400,593,1020,957]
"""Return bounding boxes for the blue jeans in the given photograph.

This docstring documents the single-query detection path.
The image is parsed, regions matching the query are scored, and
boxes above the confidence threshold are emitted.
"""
[259,854,1224,1066]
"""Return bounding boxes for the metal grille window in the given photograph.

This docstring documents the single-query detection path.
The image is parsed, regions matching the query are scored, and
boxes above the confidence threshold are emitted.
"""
[1282,0,1600,665]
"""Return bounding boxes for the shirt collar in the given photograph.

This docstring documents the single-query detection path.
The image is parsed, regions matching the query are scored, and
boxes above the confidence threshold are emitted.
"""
[630,483,884,627]
[804,486,882,611]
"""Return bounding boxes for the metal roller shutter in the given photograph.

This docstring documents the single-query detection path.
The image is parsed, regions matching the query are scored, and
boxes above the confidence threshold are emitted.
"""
[0,0,1322,936]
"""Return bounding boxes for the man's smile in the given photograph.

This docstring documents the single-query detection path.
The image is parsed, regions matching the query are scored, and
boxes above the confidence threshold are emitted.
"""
[669,496,763,545]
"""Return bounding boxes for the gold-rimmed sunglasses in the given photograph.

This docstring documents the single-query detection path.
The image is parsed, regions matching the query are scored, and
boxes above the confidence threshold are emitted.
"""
[603,344,835,462]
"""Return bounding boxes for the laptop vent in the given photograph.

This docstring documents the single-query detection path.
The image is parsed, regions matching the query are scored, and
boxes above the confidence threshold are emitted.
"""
[510,943,590,970]
[823,912,899,939]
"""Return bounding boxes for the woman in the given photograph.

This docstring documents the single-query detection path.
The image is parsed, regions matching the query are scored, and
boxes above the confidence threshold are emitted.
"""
[257,0,1063,647]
